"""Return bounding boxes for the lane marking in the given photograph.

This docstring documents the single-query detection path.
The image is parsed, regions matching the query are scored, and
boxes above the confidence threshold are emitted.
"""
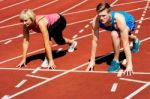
[143,10,146,14]
[138,20,142,24]
[0,7,150,29]
[79,29,84,33]
[1,95,10,99]
[26,74,49,80]
[15,79,27,88]
[124,82,150,99]
[4,40,12,45]
[56,48,63,53]
[84,24,89,28]
[16,34,23,38]
[137,25,141,29]
[111,83,118,92]
[120,78,148,84]
[7,62,89,99]
[113,0,146,7]
[32,67,41,74]
[90,21,92,24]
[60,0,88,14]
[0,67,150,75]
[0,0,58,24]
[72,34,78,39]
[0,0,30,11]
[4,0,142,25]
[0,36,149,65]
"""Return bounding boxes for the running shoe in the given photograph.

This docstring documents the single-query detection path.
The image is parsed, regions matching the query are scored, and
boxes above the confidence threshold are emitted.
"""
[108,60,120,72]
[131,38,141,53]
[68,41,77,52]
[41,58,49,68]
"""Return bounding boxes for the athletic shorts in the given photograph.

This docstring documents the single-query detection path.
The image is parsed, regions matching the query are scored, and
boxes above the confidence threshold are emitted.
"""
[47,14,66,45]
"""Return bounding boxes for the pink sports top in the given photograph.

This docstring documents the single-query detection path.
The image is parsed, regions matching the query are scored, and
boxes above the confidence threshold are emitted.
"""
[36,13,60,27]
[45,13,60,27]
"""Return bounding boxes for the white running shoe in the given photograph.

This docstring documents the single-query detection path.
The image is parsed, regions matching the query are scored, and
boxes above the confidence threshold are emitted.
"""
[68,41,77,52]
[41,58,49,68]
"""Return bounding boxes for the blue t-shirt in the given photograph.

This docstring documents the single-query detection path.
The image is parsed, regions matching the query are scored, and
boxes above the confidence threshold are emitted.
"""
[99,11,136,31]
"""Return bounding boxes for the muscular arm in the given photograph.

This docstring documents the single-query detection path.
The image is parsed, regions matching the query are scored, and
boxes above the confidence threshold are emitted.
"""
[116,13,133,73]
[87,15,99,71]
[22,26,29,60]
[38,19,53,62]
[90,20,99,62]
[17,26,29,67]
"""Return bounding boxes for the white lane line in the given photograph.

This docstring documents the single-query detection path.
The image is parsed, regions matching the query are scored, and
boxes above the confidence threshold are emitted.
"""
[138,20,142,24]
[124,82,150,99]
[141,17,144,20]
[0,0,58,24]
[0,48,45,64]
[135,30,139,34]
[7,62,89,99]
[60,0,88,14]
[0,32,149,65]
[16,34,23,38]
[84,24,89,28]
[0,0,30,11]
[15,79,27,88]
[137,25,141,29]
[143,10,146,14]
[4,40,12,44]
[117,70,123,77]
[26,74,49,80]
[113,0,146,7]
[1,95,10,99]
[90,21,92,24]
[0,23,22,29]
[111,0,118,6]
[0,0,87,23]
[32,0,58,11]
[72,34,78,39]
[79,29,84,33]
[56,48,63,53]
[144,8,148,10]
[1,67,150,75]
[32,67,41,74]
[67,18,92,26]
[120,78,148,84]
[111,83,118,92]
[0,6,150,29]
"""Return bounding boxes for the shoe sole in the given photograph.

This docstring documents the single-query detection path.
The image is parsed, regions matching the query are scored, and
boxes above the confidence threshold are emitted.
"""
[108,66,120,73]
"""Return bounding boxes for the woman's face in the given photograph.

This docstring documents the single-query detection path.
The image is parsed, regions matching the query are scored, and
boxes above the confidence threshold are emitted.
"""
[97,9,110,24]
[21,18,33,27]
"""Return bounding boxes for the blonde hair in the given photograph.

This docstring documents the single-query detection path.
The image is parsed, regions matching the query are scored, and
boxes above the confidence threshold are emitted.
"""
[19,9,36,22]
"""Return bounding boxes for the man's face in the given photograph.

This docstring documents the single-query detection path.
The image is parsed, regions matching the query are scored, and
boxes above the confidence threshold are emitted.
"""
[97,9,110,24]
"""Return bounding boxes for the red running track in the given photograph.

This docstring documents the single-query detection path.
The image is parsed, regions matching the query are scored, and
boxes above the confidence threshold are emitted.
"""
[0,0,150,99]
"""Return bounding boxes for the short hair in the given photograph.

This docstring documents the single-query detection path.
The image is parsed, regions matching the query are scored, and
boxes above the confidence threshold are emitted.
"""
[96,2,111,13]
[19,9,36,22]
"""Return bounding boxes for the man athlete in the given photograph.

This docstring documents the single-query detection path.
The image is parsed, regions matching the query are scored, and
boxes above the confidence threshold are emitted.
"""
[86,2,141,75]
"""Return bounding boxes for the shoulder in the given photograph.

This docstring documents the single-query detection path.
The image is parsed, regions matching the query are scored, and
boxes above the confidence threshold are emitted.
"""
[114,12,125,20]
[36,15,48,26]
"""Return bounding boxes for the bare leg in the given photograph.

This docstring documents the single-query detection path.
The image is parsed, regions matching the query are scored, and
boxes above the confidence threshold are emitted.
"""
[63,37,78,52]
[63,37,74,45]
[111,31,121,61]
